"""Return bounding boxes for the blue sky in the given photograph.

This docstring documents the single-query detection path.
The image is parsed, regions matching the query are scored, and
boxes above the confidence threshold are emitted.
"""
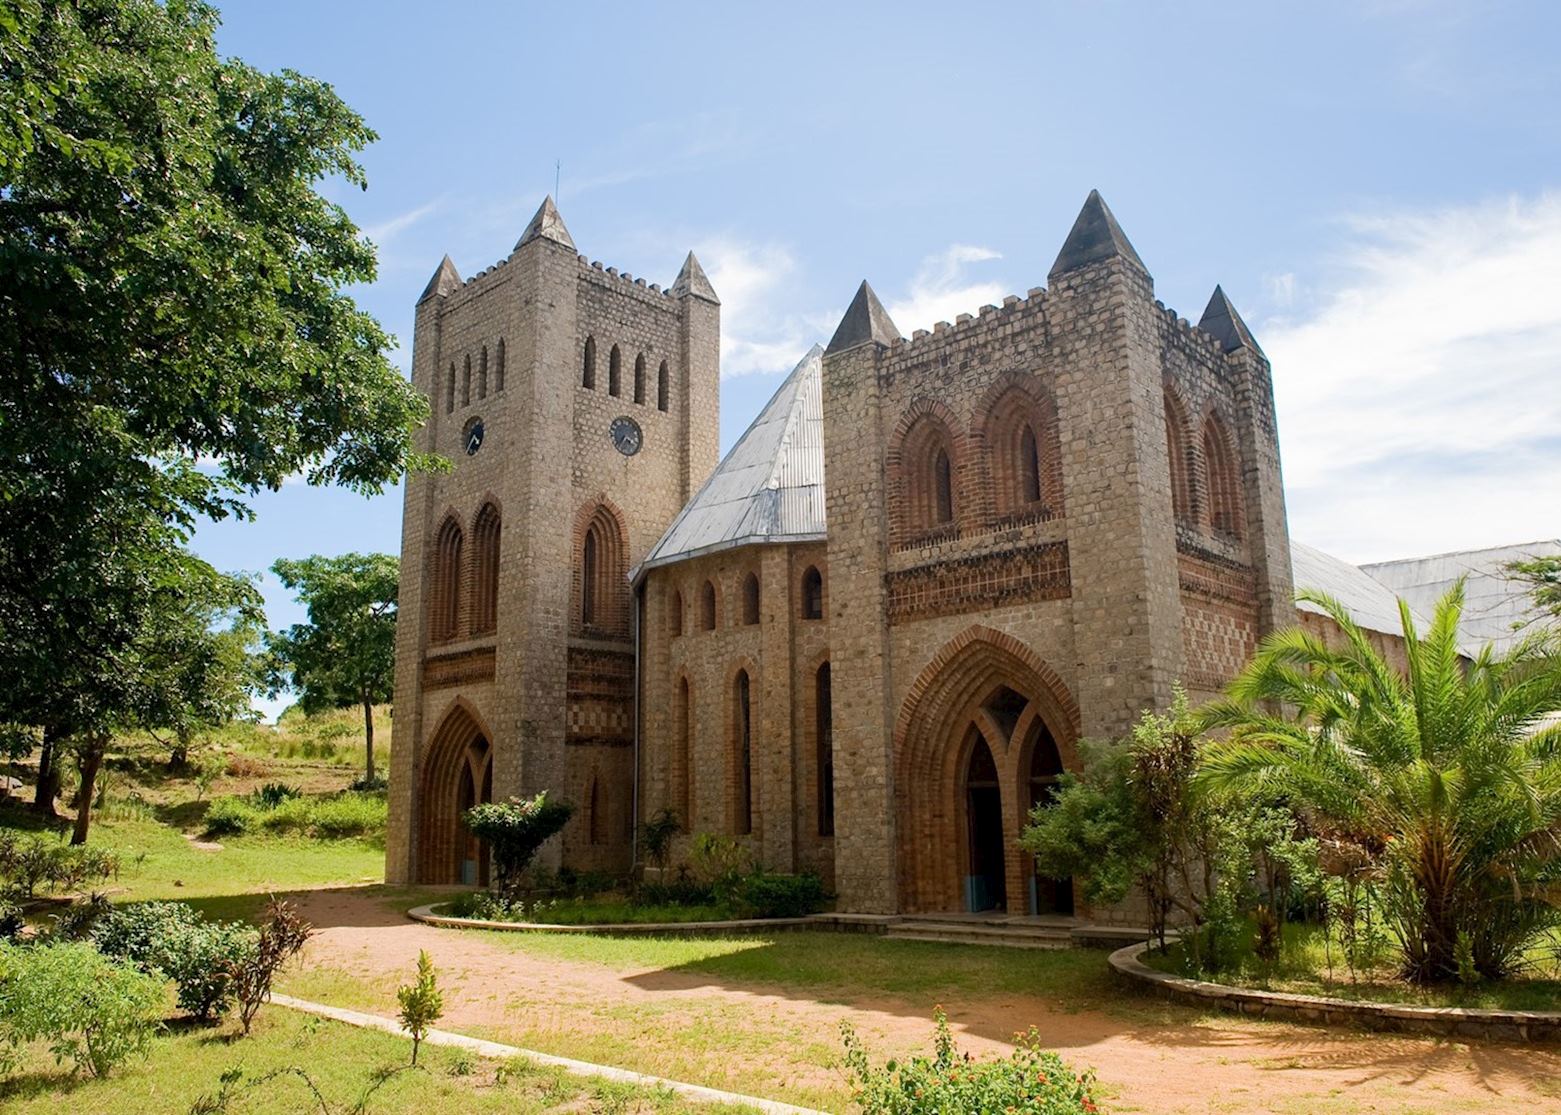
[197,1,1561,714]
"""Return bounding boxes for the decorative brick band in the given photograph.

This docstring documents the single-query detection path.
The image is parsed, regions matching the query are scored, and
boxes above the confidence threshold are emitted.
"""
[885,541,1071,624]
[422,646,496,691]
[1109,941,1561,1043]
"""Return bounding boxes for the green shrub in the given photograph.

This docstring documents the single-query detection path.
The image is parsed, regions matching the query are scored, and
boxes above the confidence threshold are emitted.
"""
[463,793,574,898]
[0,941,164,1077]
[0,834,118,899]
[94,901,255,1021]
[303,793,387,839]
[251,781,302,809]
[731,872,826,919]
[688,832,751,896]
[203,796,261,837]
[842,1008,1099,1115]
[94,900,199,964]
[0,901,22,943]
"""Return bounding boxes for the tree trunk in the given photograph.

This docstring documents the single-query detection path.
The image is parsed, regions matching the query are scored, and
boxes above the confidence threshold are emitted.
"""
[362,694,375,785]
[71,735,107,845]
[33,724,60,818]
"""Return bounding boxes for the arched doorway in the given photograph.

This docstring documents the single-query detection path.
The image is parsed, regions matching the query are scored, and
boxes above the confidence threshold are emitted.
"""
[894,626,1081,913]
[1025,721,1074,915]
[962,733,1005,911]
[416,704,494,884]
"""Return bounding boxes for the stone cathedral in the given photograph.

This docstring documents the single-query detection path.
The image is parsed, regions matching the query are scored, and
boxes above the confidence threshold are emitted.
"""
[386,191,1397,917]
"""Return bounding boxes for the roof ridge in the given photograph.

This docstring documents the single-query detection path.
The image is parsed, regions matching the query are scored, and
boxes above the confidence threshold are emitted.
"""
[760,345,823,494]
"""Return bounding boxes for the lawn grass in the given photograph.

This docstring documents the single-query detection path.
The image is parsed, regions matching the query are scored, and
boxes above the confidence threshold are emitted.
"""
[0,1003,760,1114]
[1142,921,1561,1012]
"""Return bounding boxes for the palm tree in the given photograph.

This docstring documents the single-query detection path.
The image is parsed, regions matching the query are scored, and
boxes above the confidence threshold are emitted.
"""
[1198,582,1561,983]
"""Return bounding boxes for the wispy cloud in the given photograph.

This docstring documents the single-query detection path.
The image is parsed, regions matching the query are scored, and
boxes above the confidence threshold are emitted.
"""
[694,238,830,379]
[1265,192,1561,562]
[363,200,440,247]
[885,244,1006,335]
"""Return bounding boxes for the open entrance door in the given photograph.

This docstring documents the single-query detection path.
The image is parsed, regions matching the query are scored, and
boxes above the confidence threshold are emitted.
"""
[963,736,1006,912]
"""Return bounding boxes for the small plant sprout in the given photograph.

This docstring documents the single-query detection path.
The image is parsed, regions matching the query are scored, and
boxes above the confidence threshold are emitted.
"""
[397,950,443,1066]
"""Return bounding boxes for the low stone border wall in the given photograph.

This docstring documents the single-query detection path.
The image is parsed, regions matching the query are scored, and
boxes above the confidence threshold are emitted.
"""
[1109,941,1561,1043]
[407,904,894,937]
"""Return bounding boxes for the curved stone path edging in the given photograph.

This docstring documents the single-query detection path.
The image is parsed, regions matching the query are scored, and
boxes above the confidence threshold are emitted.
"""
[272,993,823,1115]
[406,903,825,936]
[1109,941,1561,1043]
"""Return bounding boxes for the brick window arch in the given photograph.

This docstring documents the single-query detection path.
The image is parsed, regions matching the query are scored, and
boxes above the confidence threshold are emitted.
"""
[894,411,961,537]
[816,661,834,837]
[1203,412,1243,540]
[587,774,606,845]
[445,363,455,414]
[633,353,647,405]
[429,515,464,643]
[741,572,760,625]
[700,579,718,631]
[478,346,488,400]
[471,502,500,635]
[670,589,684,637]
[1165,388,1196,528]
[673,676,692,829]
[582,336,596,389]
[609,344,622,398]
[576,503,628,637]
[801,565,824,621]
[461,355,471,407]
[731,669,753,835]
[981,384,1064,521]
[657,361,670,412]
[495,338,506,393]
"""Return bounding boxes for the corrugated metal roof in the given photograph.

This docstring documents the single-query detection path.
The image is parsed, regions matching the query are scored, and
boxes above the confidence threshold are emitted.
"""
[634,346,826,580]
[1362,540,1560,654]
[1291,540,1428,638]
[637,345,1467,649]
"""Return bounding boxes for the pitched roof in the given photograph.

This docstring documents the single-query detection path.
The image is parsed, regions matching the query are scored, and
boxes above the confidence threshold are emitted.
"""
[1290,540,1429,637]
[1198,285,1263,355]
[634,346,826,580]
[418,255,462,303]
[514,196,574,251]
[670,252,720,303]
[1048,189,1148,279]
[825,281,901,354]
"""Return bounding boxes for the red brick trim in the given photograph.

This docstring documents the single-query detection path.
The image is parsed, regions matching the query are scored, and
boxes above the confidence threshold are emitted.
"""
[414,698,495,884]
[886,398,966,546]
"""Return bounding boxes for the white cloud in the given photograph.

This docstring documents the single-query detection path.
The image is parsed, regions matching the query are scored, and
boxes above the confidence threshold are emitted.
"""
[363,200,439,247]
[695,238,823,379]
[1265,193,1561,563]
[886,244,1006,335]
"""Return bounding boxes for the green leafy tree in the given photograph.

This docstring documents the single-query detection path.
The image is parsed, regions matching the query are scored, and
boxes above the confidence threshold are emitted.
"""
[0,0,438,803]
[396,950,443,1067]
[1506,553,1561,627]
[268,554,398,785]
[463,794,574,899]
[1199,583,1561,983]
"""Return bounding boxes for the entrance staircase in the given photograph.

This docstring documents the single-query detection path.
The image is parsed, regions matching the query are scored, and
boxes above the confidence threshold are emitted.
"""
[882,913,1080,950]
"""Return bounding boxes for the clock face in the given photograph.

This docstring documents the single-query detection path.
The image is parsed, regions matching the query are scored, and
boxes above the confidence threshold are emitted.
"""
[463,417,484,456]
[610,416,642,457]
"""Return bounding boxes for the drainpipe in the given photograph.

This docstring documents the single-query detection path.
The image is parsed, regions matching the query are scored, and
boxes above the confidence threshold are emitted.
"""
[631,579,642,872]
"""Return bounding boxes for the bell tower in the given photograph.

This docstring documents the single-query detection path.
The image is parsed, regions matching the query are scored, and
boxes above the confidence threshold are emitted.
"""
[386,198,720,884]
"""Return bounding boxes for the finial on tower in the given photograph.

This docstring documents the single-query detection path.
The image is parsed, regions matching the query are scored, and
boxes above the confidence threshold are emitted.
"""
[670,251,719,303]
[1198,285,1263,355]
[514,195,575,252]
[825,281,901,354]
[1048,189,1148,280]
[418,254,462,303]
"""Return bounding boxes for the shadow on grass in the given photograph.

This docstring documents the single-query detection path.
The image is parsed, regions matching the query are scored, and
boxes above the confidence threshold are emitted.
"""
[184,883,459,928]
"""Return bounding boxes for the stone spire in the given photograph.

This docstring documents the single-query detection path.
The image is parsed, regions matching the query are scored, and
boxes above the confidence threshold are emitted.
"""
[514,195,575,251]
[417,254,462,303]
[1048,189,1148,280]
[670,251,720,303]
[1198,285,1263,355]
[825,281,901,354]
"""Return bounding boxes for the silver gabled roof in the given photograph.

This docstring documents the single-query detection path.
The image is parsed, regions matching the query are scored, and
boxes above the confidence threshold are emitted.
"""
[634,345,826,581]
[1291,540,1430,639]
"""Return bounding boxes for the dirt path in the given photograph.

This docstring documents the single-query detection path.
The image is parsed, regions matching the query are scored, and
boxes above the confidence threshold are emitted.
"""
[287,889,1561,1114]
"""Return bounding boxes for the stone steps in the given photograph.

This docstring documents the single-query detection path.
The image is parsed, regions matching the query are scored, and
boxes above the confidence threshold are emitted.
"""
[883,919,1074,950]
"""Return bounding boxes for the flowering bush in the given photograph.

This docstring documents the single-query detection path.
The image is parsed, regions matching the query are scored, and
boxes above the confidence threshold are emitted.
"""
[463,792,573,897]
[842,1008,1100,1114]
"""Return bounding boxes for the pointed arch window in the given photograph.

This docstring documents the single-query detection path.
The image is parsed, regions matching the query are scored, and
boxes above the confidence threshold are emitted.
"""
[478,346,488,400]
[1019,426,1041,504]
[1203,414,1243,540]
[446,363,456,414]
[495,338,506,393]
[732,670,753,836]
[899,415,959,533]
[657,361,670,412]
[670,589,684,637]
[583,337,596,389]
[577,505,628,636]
[462,355,472,407]
[984,387,1064,521]
[801,566,823,621]
[933,448,953,525]
[582,530,598,628]
[701,579,717,631]
[1165,389,1195,527]
[633,353,646,405]
[741,572,760,626]
[674,677,691,830]
[609,345,622,397]
[816,662,834,837]
[472,503,500,635]
[430,517,464,643]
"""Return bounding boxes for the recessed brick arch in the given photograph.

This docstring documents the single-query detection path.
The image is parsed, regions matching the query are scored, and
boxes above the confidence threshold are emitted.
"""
[970,375,1065,524]
[1164,383,1197,529]
[572,496,630,638]
[1200,406,1244,542]
[887,397,966,546]
[892,625,1079,913]
[415,699,494,884]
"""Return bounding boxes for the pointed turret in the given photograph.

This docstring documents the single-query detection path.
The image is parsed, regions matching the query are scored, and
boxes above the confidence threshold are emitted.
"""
[670,251,720,304]
[825,281,901,354]
[1048,189,1148,280]
[1198,285,1263,355]
[514,195,575,252]
[417,254,462,303]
